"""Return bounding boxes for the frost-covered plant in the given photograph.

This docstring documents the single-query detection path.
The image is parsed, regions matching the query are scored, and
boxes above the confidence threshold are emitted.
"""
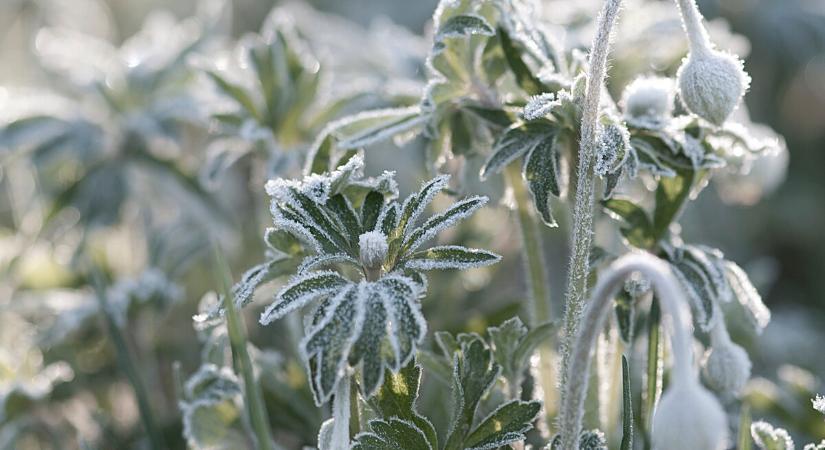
[256,154,500,402]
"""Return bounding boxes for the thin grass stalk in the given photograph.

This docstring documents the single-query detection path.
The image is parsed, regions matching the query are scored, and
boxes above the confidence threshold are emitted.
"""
[213,248,275,450]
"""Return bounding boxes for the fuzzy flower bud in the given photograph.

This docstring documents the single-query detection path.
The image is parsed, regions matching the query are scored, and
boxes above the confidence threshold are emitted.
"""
[358,231,388,278]
[674,0,750,126]
[703,320,751,397]
[652,379,728,450]
[677,50,750,126]
[620,76,675,129]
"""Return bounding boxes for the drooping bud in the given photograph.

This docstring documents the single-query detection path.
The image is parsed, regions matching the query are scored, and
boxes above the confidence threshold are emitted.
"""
[358,231,388,280]
[674,0,750,126]
[703,319,751,397]
[620,76,675,129]
[652,379,728,450]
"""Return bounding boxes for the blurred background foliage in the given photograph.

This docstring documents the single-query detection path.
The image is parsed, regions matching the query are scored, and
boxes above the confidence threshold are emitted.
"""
[0,0,823,448]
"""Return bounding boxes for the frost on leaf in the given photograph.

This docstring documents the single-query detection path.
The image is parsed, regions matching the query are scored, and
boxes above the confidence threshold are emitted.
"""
[334,106,427,150]
[724,261,771,334]
[595,123,630,177]
[179,364,246,450]
[522,93,561,121]
[436,14,495,42]
[479,122,554,181]
[405,246,501,271]
[751,421,795,450]
[352,418,433,450]
[402,196,488,253]
[814,395,825,415]
[259,270,349,325]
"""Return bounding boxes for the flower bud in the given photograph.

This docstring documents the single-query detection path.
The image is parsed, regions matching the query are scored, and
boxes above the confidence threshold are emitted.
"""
[358,231,388,272]
[620,76,675,129]
[652,379,728,450]
[703,321,751,397]
[677,49,750,126]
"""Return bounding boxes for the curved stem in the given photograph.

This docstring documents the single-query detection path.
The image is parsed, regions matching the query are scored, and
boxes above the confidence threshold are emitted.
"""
[330,374,352,450]
[559,0,623,411]
[558,253,695,450]
[675,0,712,55]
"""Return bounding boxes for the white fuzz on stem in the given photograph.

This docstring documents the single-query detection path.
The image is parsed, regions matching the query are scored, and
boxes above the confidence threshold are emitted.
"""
[702,314,752,397]
[559,0,623,430]
[558,253,721,449]
[359,231,388,281]
[674,0,750,126]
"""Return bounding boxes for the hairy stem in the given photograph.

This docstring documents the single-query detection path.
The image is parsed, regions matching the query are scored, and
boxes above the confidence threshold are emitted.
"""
[91,273,166,450]
[504,164,557,413]
[559,0,623,412]
[349,377,361,439]
[558,253,694,449]
[675,0,711,54]
[331,375,352,450]
[215,250,275,450]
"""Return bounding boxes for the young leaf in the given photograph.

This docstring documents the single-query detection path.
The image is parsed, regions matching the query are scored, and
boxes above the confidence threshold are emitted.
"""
[351,418,433,450]
[368,363,438,449]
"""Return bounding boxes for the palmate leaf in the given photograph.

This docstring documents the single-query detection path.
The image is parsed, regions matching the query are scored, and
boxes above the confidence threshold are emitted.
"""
[404,245,501,271]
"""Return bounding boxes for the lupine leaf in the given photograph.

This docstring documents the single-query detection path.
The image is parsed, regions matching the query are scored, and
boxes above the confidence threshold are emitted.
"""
[361,191,385,233]
[402,196,488,253]
[260,270,349,325]
[405,246,501,271]
[206,71,261,122]
[395,175,450,239]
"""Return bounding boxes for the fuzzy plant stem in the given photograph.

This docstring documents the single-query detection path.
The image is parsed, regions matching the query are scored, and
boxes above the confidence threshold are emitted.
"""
[330,375,353,450]
[504,164,558,410]
[675,0,712,55]
[559,0,623,408]
[214,250,275,450]
[558,253,694,450]
[90,274,166,450]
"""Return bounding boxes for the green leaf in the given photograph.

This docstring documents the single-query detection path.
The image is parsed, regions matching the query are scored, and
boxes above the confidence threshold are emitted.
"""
[620,356,633,450]
[361,191,386,233]
[488,317,528,384]
[464,105,513,128]
[395,175,450,239]
[652,169,695,241]
[512,321,556,377]
[444,336,500,450]
[614,291,635,344]
[497,27,546,96]
[602,199,656,249]
[463,400,541,449]
[259,270,349,325]
[405,246,501,271]
[352,418,433,450]
[402,195,488,254]
[522,133,561,226]
[327,194,362,248]
[336,107,426,150]
[368,363,438,450]
[206,71,261,122]
[643,299,662,438]
[480,122,553,180]
[751,421,794,450]
[436,14,495,41]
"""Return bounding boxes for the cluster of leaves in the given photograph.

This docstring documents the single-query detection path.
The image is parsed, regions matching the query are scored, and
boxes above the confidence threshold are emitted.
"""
[350,328,544,450]
[0,0,228,228]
